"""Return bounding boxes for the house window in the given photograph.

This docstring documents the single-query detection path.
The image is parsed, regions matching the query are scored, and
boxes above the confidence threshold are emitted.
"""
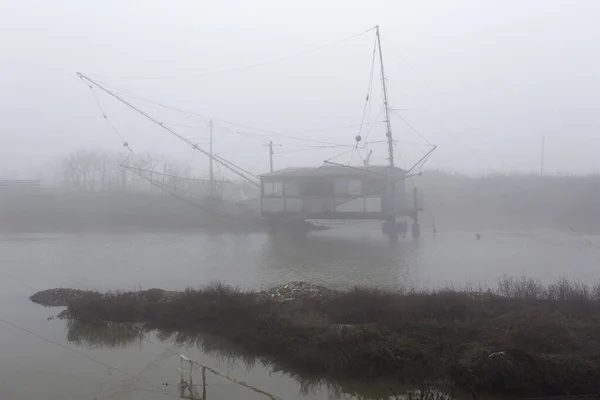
[284,182,299,197]
[300,181,334,196]
[334,179,362,196]
[348,179,362,195]
[263,182,283,196]
[363,179,385,195]
[334,179,347,195]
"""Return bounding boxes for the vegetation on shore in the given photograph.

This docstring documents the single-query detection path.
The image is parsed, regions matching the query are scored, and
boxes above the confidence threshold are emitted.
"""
[32,277,600,397]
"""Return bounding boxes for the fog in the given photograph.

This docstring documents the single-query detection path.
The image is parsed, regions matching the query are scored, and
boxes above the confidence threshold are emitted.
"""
[4,2,600,399]
[2,0,600,177]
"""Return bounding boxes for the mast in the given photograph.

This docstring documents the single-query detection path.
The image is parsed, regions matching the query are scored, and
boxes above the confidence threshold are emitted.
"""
[209,120,215,196]
[376,25,396,222]
[376,25,394,169]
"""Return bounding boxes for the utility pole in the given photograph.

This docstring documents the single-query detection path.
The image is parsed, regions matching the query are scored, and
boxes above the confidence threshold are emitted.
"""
[541,136,545,176]
[209,120,215,197]
[263,141,280,172]
[269,140,274,172]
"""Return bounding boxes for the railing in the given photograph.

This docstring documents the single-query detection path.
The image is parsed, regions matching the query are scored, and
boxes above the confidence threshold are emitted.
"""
[179,355,283,400]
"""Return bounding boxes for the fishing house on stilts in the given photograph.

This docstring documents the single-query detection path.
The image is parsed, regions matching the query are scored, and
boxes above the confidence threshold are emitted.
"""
[259,164,423,238]
[259,25,432,239]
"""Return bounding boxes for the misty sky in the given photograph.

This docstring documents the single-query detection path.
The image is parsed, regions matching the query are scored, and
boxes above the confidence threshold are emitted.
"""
[1,0,599,179]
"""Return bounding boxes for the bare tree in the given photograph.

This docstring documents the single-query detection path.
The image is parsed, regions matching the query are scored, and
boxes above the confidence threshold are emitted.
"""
[57,149,196,195]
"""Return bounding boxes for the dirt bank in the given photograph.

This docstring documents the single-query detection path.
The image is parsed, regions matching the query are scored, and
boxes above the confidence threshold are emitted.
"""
[31,278,600,397]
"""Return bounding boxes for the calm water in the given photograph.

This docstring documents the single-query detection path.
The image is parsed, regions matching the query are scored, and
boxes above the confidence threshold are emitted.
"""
[1,225,599,399]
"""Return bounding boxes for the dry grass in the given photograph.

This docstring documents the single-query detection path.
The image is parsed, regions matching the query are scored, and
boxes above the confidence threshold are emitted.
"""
[48,277,600,397]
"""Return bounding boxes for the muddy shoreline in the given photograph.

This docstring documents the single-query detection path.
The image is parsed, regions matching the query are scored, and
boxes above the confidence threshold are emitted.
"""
[31,279,600,397]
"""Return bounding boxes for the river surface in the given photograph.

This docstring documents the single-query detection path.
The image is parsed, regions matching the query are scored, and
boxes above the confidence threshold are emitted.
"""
[1,225,600,399]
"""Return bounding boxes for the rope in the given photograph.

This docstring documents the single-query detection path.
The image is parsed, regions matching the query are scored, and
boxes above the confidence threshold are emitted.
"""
[324,148,355,163]
[80,74,261,223]
[123,165,231,184]
[362,105,385,148]
[107,26,377,80]
[392,109,434,147]
[120,164,255,221]
[213,155,259,179]
[78,74,260,187]
[92,81,356,151]
[347,149,355,166]
[0,318,180,398]
[358,35,378,142]
[87,86,133,153]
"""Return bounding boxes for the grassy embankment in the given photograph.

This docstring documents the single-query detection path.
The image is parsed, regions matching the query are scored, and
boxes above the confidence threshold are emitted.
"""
[33,277,600,397]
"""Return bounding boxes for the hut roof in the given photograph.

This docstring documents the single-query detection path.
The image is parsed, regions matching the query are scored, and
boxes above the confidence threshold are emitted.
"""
[259,165,405,180]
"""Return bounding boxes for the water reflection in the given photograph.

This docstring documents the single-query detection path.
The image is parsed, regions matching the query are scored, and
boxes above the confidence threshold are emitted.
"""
[66,320,146,348]
[7,230,597,399]
[65,320,405,400]
[259,230,421,290]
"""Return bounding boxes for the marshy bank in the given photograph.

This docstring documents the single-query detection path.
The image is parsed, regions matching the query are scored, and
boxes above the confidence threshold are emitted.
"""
[31,278,600,398]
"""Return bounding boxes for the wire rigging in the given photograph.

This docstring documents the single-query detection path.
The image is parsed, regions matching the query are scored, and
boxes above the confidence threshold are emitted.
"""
[87,87,133,153]
[0,318,180,398]
[362,105,385,148]
[107,26,377,80]
[392,109,434,147]
[358,36,378,144]
[120,164,244,219]
[216,125,355,148]
[92,82,357,149]
[324,148,356,163]
[82,81,260,220]
[82,89,250,218]
[78,73,259,187]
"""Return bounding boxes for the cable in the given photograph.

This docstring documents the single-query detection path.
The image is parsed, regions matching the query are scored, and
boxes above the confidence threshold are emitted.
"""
[289,123,362,135]
[363,105,385,147]
[274,148,316,155]
[79,78,260,222]
[87,87,133,153]
[405,145,438,174]
[105,26,377,80]
[0,319,180,398]
[92,82,357,150]
[347,149,356,166]
[384,39,437,94]
[83,89,254,219]
[213,155,259,179]
[217,125,354,148]
[120,164,245,220]
[392,110,434,147]
[324,148,355,163]
[357,36,378,140]
[123,165,230,184]
[78,74,260,187]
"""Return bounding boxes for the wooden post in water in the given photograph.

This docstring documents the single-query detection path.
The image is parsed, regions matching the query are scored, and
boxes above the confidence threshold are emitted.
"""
[202,366,207,400]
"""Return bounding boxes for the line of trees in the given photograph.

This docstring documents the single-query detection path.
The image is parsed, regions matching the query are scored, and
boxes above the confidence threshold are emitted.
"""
[57,149,193,192]
[410,170,600,232]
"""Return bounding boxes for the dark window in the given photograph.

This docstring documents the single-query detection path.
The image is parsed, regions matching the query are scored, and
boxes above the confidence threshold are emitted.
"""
[299,181,334,196]
[362,179,385,195]
[263,182,283,196]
